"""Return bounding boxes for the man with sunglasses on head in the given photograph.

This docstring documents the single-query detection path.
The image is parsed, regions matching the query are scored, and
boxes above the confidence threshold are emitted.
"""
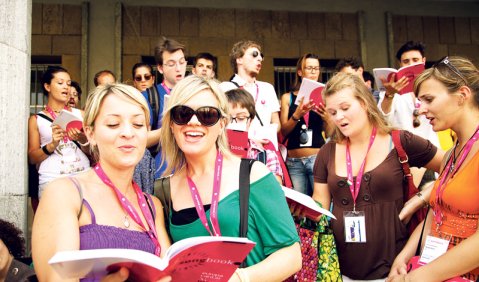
[191,52,216,79]
[142,36,187,179]
[220,40,281,140]
[378,41,441,190]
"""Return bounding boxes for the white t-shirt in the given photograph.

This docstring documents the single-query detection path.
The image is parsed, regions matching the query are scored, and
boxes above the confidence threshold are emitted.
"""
[378,91,440,147]
[220,74,280,139]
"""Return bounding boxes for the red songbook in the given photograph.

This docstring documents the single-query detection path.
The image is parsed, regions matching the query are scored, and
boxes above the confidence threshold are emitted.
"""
[227,129,249,158]
[49,236,255,282]
[373,63,425,95]
[294,78,325,106]
[52,109,83,131]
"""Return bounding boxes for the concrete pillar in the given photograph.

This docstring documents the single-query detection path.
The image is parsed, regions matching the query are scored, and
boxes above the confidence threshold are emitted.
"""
[0,0,32,234]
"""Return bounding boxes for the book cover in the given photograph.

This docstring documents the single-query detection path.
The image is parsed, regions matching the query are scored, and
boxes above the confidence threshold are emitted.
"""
[294,78,325,106]
[52,109,83,131]
[226,129,249,158]
[373,63,425,95]
[49,236,255,281]
[281,186,336,220]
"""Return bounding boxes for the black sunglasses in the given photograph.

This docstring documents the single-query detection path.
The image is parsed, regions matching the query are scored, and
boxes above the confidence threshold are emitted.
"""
[171,105,222,126]
[434,56,467,83]
[251,50,264,58]
[134,74,152,82]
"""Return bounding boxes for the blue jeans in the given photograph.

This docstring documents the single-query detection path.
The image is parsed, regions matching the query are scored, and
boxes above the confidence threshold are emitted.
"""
[286,154,316,196]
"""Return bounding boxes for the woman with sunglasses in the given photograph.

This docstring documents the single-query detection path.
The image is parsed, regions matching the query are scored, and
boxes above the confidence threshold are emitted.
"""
[28,66,90,199]
[388,56,479,282]
[32,83,171,281]
[159,75,301,281]
[132,63,155,92]
[313,72,444,281]
[280,53,328,196]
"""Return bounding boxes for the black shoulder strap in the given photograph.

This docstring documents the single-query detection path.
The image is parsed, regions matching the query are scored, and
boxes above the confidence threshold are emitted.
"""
[239,159,255,238]
[416,207,430,256]
[147,85,160,128]
[154,176,171,238]
[230,80,241,88]
[37,113,53,123]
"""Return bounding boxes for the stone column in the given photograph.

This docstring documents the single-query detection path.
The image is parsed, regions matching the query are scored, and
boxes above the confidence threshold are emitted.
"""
[0,0,32,234]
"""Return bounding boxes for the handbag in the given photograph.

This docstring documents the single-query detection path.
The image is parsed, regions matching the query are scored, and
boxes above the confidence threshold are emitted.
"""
[286,208,342,281]
[391,130,428,235]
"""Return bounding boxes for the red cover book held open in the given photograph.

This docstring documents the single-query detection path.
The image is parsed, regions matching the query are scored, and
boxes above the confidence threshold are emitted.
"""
[373,63,425,95]
[49,236,255,281]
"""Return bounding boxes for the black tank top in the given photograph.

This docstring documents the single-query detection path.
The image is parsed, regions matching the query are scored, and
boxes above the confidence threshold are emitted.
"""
[286,92,326,150]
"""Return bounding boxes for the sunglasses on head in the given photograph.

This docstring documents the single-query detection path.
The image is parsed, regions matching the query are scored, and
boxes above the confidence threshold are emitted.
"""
[251,50,264,58]
[134,74,152,82]
[171,105,222,127]
[433,56,467,83]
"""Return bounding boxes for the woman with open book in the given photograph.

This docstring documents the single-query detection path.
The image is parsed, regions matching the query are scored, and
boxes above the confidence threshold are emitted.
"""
[28,66,90,200]
[157,75,302,281]
[312,72,444,280]
[32,84,171,281]
[280,53,328,196]
[388,56,479,281]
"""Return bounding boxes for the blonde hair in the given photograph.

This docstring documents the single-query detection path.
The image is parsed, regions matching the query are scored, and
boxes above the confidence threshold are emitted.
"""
[160,75,232,175]
[323,73,391,142]
[83,83,150,161]
[414,56,479,109]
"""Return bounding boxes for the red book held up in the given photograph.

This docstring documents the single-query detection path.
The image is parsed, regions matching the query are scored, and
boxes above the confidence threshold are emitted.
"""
[226,129,249,158]
[49,236,255,282]
[373,63,425,95]
[294,78,325,106]
[52,109,83,131]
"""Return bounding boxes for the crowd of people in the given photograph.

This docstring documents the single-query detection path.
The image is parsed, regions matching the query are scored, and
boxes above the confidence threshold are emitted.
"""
[4,35,476,282]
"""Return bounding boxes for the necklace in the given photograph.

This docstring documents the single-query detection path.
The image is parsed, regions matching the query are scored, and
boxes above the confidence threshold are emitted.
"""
[450,141,467,173]
[122,185,131,228]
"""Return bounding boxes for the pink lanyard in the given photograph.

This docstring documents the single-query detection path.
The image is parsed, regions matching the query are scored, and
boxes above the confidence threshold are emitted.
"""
[161,82,171,94]
[186,151,223,236]
[345,127,377,211]
[45,106,69,143]
[94,163,161,256]
[241,83,261,104]
[434,125,479,227]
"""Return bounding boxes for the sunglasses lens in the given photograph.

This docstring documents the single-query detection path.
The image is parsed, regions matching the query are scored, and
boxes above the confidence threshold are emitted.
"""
[196,107,221,126]
[144,74,152,80]
[134,76,142,82]
[252,51,258,57]
[171,106,194,125]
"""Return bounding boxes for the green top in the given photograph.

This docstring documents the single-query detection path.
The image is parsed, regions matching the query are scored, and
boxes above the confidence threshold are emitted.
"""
[169,173,299,266]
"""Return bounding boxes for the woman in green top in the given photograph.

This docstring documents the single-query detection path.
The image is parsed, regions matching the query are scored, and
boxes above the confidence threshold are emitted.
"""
[159,75,301,281]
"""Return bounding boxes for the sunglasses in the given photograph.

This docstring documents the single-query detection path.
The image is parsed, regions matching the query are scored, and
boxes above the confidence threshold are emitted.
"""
[134,74,152,82]
[413,109,421,128]
[171,105,222,126]
[251,50,264,58]
[434,56,467,83]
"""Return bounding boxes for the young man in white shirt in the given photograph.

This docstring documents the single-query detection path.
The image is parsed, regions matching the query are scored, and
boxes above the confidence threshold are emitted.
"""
[220,40,281,138]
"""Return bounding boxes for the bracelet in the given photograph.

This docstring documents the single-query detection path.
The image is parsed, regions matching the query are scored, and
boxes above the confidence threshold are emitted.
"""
[41,145,52,155]
[416,191,429,207]
[385,93,394,99]
[235,269,250,282]
[77,140,90,147]
[291,115,300,122]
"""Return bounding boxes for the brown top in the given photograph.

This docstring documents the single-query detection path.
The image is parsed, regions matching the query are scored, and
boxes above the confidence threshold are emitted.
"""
[314,130,437,280]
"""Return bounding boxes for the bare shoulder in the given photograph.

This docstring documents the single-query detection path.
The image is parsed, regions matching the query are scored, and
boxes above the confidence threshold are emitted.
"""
[249,160,272,183]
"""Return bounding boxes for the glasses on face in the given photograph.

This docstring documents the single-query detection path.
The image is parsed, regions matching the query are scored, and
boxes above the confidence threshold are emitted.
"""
[304,66,320,72]
[134,74,152,82]
[171,105,222,127]
[434,56,467,83]
[230,115,250,124]
[250,50,264,59]
[163,58,187,68]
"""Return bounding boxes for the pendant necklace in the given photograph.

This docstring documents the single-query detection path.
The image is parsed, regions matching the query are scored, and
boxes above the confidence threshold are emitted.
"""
[122,185,131,228]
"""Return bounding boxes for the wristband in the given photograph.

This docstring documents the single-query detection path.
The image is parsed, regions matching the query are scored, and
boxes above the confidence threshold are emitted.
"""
[291,115,300,122]
[42,145,53,155]
[385,93,394,99]
[416,191,429,207]
[78,140,90,147]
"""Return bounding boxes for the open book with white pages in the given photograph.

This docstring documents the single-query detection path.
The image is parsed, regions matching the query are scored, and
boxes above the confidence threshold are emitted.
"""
[282,186,336,220]
[52,109,83,131]
[49,236,255,281]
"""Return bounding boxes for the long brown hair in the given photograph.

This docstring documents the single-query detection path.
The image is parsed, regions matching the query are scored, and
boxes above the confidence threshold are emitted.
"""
[291,53,321,92]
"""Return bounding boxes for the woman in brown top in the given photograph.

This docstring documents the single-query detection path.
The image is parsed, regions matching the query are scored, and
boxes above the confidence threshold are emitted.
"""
[312,73,444,280]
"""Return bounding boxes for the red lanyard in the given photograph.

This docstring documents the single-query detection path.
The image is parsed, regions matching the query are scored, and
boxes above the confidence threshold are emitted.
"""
[186,151,223,236]
[94,163,161,256]
[161,82,171,94]
[45,106,69,143]
[345,127,377,211]
[434,125,479,227]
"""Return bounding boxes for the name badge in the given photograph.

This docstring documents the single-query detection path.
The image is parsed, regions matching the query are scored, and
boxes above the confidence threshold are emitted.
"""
[344,211,366,243]
[299,129,313,147]
[419,235,450,264]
